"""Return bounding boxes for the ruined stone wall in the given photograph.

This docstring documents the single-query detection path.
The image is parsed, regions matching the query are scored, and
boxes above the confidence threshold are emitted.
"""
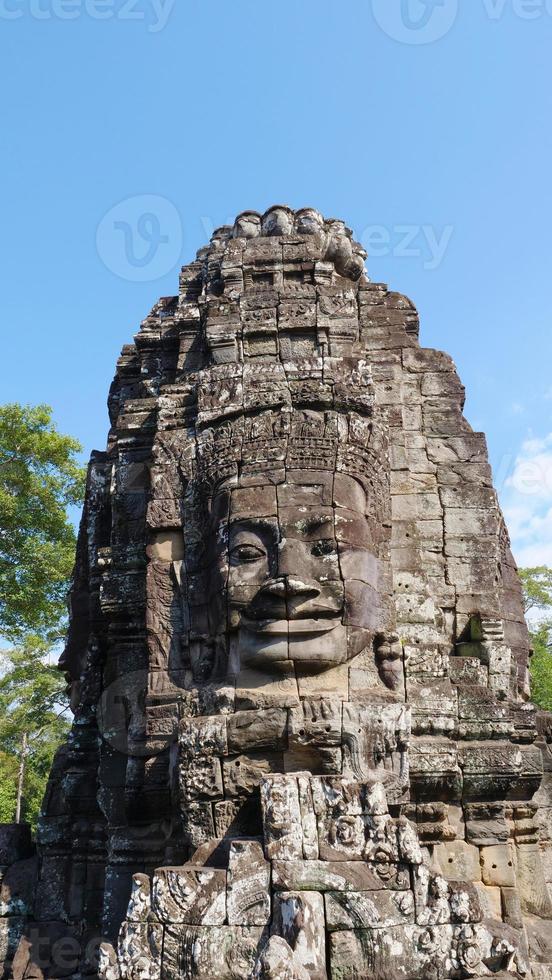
[11,206,551,979]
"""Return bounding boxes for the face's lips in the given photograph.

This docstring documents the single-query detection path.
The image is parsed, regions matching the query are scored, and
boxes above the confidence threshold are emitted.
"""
[239,616,343,636]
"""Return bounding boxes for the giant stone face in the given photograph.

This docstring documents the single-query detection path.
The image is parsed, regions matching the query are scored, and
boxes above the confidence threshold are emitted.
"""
[37,207,547,980]
[204,472,380,672]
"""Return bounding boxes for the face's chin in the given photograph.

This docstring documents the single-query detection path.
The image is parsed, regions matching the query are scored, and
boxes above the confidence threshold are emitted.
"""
[237,618,348,671]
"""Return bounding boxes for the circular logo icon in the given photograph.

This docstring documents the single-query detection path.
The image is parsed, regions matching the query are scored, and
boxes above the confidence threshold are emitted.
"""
[372,0,458,45]
[96,194,182,282]
[97,670,177,757]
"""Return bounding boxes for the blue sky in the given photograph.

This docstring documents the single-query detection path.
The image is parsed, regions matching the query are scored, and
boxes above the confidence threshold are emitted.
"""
[2,0,552,565]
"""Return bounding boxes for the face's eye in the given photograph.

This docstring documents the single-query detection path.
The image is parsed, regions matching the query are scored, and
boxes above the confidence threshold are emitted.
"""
[311,540,336,558]
[230,544,266,564]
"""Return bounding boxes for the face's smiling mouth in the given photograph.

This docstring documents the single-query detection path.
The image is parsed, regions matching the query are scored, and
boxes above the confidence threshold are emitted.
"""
[238,616,343,637]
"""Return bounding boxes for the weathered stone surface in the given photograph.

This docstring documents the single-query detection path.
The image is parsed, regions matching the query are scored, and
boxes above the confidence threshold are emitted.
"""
[152,865,227,924]
[328,924,453,980]
[227,709,288,753]
[480,844,516,887]
[0,857,36,918]
[261,774,303,861]
[272,891,326,980]
[253,935,309,980]
[272,859,410,893]
[126,873,151,922]
[434,841,482,882]
[23,206,551,979]
[324,888,415,930]
[227,840,271,926]
[162,924,267,979]
[118,922,163,980]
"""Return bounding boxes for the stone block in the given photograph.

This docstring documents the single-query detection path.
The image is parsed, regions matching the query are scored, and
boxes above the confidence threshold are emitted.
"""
[213,796,263,838]
[501,885,523,929]
[464,803,509,846]
[310,777,374,862]
[0,856,36,918]
[10,921,81,979]
[235,664,300,710]
[328,924,453,980]
[126,873,151,922]
[227,840,271,926]
[296,663,349,700]
[152,865,227,925]
[0,917,25,972]
[480,844,516,887]
[324,888,415,931]
[460,741,543,802]
[253,935,309,980]
[223,752,285,798]
[448,879,482,924]
[514,841,552,918]
[271,859,410,892]
[179,756,224,803]
[433,841,481,882]
[288,698,342,749]
[284,744,343,776]
[272,891,326,980]
[261,774,303,861]
[179,715,228,757]
[474,882,502,920]
[227,708,288,753]
[409,738,462,802]
[297,774,319,860]
[0,825,33,868]
[391,493,442,521]
[162,924,267,979]
[408,679,457,735]
[119,922,163,980]
[181,802,216,850]
[341,702,410,792]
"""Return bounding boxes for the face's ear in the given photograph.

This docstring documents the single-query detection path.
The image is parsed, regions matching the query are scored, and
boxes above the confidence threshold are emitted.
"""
[209,490,232,525]
[333,474,367,515]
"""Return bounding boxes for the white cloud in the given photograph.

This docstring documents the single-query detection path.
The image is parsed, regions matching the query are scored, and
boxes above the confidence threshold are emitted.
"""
[505,434,552,500]
[499,433,552,567]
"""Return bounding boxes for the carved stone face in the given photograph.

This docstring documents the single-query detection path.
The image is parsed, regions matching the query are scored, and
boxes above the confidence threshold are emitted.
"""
[206,473,381,672]
[233,211,261,239]
[262,207,294,237]
[296,208,324,236]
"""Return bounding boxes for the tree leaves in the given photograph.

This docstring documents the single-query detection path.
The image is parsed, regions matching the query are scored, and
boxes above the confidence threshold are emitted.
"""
[0,403,86,642]
[520,567,552,711]
[519,566,552,617]
[0,403,84,827]
[0,638,71,828]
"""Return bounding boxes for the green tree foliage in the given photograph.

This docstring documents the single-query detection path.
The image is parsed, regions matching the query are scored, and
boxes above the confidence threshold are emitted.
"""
[0,404,85,829]
[519,566,552,617]
[519,567,552,712]
[529,622,552,713]
[0,403,85,643]
[0,750,18,821]
[0,638,71,828]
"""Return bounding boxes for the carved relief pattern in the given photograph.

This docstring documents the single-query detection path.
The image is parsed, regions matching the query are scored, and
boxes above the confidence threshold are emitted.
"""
[5,207,550,980]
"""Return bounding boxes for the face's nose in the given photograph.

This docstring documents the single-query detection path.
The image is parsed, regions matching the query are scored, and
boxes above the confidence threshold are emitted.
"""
[259,577,321,601]
[285,577,321,600]
[259,579,286,598]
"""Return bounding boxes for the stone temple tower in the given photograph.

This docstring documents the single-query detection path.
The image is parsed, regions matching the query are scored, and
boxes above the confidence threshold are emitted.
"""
[3,206,551,979]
